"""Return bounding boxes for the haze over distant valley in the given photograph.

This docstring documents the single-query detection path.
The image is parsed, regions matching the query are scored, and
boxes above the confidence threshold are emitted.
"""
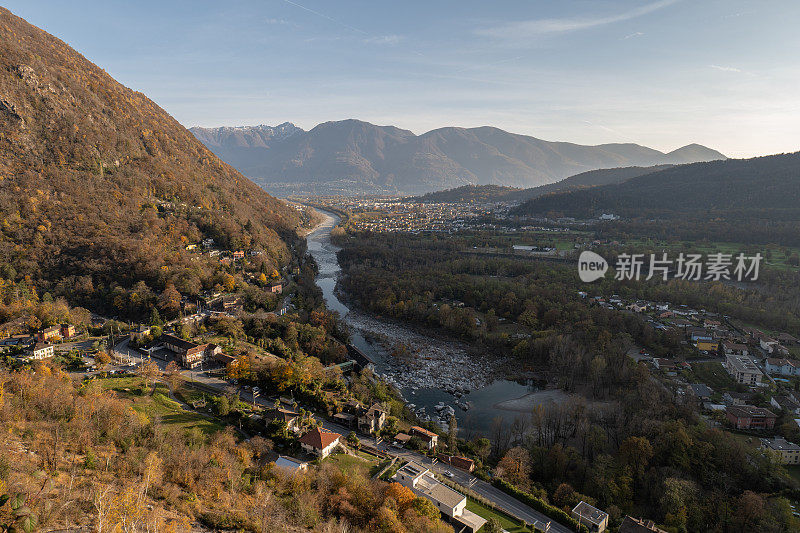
[191,120,726,195]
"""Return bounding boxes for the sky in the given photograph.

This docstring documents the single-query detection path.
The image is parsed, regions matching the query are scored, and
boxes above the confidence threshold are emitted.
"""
[5,0,800,158]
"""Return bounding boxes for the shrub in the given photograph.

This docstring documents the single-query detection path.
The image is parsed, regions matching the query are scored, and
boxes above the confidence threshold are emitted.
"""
[491,478,589,533]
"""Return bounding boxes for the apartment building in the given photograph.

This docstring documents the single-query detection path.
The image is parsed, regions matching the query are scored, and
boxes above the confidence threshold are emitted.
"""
[724,353,763,386]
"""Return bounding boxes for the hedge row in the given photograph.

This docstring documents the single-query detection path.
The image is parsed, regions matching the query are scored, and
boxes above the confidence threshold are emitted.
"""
[491,478,590,533]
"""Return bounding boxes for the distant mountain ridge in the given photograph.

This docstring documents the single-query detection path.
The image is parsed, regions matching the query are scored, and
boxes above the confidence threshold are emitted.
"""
[412,165,674,204]
[190,120,726,195]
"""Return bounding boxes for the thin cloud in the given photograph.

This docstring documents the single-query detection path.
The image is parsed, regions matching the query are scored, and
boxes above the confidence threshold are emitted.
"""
[363,35,403,46]
[710,65,742,73]
[476,0,680,41]
[624,31,645,39]
[282,0,368,35]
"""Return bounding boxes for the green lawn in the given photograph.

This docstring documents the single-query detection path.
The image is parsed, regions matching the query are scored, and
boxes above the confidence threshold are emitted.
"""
[466,498,529,532]
[786,465,800,485]
[622,239,800,272]
[97,376,225,435]
[324,452,374,474]
[380,459,404,481]
[689,362,738,391]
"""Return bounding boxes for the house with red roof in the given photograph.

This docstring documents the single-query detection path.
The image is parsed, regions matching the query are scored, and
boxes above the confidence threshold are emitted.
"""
[298,427,341,458]
[410,426,439,449]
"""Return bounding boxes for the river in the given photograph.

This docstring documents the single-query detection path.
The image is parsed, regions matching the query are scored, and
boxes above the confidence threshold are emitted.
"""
[306,210,566,436]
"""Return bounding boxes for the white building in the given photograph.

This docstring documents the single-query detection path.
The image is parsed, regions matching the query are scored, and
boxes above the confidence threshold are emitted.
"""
[298,427,341,458]
[765,358,800,377]
[724,353,763,386]
[572,501,609,533]
[761,437,800,465]
[393,462,487,533]
[26,343,54,360]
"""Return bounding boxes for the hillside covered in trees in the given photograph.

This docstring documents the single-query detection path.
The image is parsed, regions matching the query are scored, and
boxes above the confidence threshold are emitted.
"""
[0,7,302,317]
[515,152,800,218]
[412,165,673,204]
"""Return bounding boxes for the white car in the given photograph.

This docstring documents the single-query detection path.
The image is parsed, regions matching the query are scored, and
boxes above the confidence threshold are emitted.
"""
[443,471,454,478]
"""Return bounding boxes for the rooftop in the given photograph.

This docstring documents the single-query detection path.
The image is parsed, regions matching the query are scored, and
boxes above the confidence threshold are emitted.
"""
[410,425,437,439]
[761,437,800,452]
[416,473,465,509]
[688,383,713,397]
[274,456,307,470]
[159,333,199,351]
[397,461,426,479]
[572,501,609,526]
[727,405,777,418]
[725,353,763,375]
[455,509,488,532]
[766,358,799,367]
[298,427,341,450]
[619,516,668,533]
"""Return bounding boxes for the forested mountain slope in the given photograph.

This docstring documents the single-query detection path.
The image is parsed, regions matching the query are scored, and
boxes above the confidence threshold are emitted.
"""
[0,7,301,313]
[412,165,673,203]
[514,152,800,217]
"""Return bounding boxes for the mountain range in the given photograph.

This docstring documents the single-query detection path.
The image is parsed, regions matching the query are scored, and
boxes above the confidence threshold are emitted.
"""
[0,7,299,308]
[190,120,726,195]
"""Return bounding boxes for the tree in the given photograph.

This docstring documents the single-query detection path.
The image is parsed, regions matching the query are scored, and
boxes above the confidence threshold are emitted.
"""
[157,283,181,317]
[137,360,160,394]
[447,415,458,452]
[149,307,163,327]
[483,518,503,533]
[496,447,530,490]
[347,431,360,449]
[163,361,182,392]
[223,273,236,292]
[736,491,765,531]
[95,350,111,370]
[619,435,654,478]
[385,482,415,511]
[474,437,491,463]
[215,395,231,416]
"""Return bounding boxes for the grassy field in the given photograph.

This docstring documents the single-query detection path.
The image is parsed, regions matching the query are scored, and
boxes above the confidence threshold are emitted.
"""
[786,465,800,484]
[465,498,528,532]
[324,452,376,475]
[380,459,404,481]
[624,239,800,271]
[688,362,738,391]
[97,376,225,435]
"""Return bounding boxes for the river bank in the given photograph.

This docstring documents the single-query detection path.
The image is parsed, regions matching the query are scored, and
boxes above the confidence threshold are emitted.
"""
[305,209,567,434]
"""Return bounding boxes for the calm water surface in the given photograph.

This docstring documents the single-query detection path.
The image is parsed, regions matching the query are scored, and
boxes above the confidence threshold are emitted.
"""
[306,210,547,435]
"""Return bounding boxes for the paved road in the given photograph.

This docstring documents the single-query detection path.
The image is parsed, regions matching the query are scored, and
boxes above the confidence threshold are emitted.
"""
[91,340,572,532]
[381,445,571,533]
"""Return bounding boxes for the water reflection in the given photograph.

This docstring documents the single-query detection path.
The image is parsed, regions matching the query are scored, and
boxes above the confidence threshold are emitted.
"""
[306,210,552,435]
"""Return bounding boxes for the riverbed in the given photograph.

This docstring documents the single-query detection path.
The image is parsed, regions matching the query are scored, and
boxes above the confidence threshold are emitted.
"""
[306,210,564,435]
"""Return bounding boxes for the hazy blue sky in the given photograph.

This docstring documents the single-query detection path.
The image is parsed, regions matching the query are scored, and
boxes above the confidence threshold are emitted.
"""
[5,1,800,157]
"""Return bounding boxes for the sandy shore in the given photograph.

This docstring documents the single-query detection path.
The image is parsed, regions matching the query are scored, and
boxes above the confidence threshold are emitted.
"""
[493,389,571,412]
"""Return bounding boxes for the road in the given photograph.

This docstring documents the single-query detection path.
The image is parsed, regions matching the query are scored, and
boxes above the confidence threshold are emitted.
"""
[90,339,573,532]
[379,444,572,533]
